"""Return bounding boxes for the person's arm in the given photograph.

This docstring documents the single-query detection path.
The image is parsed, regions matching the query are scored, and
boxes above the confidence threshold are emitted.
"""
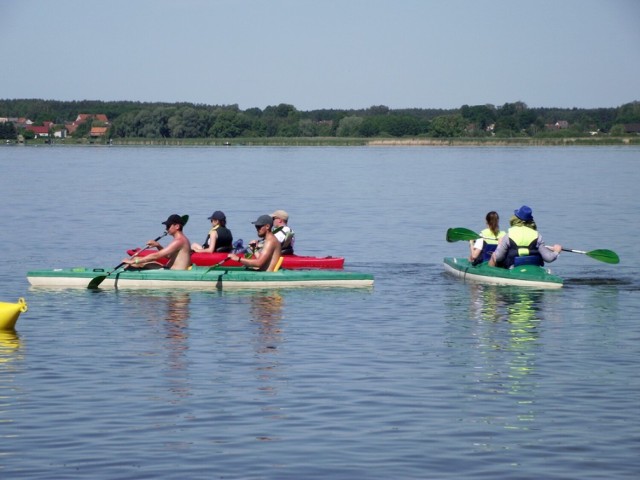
[201,231,217,253]
[123,239,180,266]
[147,239,163,251]
[488,236,508,267]
[229,238,277,270]
[469,238,483,261]
[537,235,561,263]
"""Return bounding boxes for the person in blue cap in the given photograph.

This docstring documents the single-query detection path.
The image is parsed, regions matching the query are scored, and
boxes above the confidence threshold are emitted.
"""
[191,210,233,253]
[489,205,562,268]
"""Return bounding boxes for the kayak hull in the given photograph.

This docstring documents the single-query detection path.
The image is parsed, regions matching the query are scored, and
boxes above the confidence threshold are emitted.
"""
[0,298,28,330]
[443,257,563,288]
[128,249,345,269]
[27,266,373,290]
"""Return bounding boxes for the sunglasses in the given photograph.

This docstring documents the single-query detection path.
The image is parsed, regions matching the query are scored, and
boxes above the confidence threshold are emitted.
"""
[255,224,265,231]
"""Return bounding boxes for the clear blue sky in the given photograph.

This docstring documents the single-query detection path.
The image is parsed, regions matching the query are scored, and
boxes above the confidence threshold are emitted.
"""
[2,0,638,110]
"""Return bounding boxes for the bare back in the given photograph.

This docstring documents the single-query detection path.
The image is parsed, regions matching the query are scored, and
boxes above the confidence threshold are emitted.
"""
[163,231,192,269]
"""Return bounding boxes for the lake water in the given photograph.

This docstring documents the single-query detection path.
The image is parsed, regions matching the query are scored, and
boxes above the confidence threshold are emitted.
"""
[1,145,639,479]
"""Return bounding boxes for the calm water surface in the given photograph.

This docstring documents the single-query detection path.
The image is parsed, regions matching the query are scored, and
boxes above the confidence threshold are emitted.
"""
[1,146,639,479]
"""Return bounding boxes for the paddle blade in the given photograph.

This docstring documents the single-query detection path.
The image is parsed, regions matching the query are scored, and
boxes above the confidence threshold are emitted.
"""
[446,227,480,243]
[87,275,107,289]
[587,249,620,264]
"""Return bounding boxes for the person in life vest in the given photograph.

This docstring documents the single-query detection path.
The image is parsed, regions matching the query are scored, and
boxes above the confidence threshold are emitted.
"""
[489,205,562,268]
[248,209,296,257]
[270,210,295,255]
[191,210,233,253]
[469,211,505,265]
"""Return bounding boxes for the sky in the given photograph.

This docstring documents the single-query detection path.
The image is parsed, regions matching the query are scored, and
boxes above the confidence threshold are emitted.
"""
[2,0,639,111]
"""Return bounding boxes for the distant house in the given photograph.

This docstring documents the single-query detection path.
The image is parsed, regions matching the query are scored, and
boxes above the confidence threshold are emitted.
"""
[27,125,50,137]
[624,123,640,134]
[65,122,78,135]
[90,126,108,137]
[26,121,55,138]
[75,113,109,125]
[66,113,110,136]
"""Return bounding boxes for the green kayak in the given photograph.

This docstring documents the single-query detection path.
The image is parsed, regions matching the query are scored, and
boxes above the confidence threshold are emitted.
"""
[27,266,374,290]
[443,257,563,288]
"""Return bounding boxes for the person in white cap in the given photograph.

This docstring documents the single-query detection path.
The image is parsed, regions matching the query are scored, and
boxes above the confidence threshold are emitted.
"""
[270,209,295,255]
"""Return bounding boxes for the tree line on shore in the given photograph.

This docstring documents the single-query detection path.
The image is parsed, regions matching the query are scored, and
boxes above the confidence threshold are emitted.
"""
[1,98,639,141]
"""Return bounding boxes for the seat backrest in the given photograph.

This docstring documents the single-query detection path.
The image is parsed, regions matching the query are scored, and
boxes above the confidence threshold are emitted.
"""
[513,255,543,267]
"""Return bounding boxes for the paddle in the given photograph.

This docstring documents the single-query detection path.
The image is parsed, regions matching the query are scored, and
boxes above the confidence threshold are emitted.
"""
[547,246,620,264]
[87,214,189,289]
[202,256,232,274]
[446,227,481,242]
[447,227,620,264]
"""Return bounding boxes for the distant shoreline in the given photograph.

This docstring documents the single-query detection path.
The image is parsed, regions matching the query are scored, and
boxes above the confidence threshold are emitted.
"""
[6,136,640,147]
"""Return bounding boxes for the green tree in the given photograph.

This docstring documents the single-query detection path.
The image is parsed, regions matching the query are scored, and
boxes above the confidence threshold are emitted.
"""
[430,114,466,137]
[615,101,640,124]
[0,122,17,139]
[336,116,363,137]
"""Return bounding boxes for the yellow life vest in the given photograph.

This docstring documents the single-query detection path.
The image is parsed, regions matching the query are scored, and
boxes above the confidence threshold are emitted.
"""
[480,228,505,245]
[508,225,538,257]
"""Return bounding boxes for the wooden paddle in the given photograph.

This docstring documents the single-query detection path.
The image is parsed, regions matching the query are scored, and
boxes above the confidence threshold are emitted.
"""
[87,214,189,289]
[447,227,620,264]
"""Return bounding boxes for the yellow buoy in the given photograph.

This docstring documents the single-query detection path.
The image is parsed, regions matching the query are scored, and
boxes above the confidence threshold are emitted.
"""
[0,298,28,330]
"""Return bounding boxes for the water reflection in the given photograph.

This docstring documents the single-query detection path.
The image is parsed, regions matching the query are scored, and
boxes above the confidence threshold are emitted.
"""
[471,285,544,394]
[248,291,286,438]
[122,292,191,401]
[0,330,22,442]
[250,291,284,355]
[0,329,22,367]
[449,285,556,431]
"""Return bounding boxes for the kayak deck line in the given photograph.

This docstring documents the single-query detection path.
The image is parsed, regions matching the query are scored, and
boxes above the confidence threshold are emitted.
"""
[27,266,374,290]
[443,257,563,289]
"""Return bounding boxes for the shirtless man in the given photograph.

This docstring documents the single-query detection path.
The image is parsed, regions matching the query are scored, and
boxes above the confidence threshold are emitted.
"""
[123,214,192,270]
[228,214,282,271]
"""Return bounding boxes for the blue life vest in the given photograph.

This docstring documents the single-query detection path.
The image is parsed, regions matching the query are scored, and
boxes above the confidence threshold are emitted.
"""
[479,228,505,263]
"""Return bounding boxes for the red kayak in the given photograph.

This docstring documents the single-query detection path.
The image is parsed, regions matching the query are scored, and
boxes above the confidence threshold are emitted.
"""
[126,249,345,269]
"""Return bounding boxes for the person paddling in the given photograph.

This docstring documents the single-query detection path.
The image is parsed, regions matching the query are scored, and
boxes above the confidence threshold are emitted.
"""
[469,211,505,265]
[489,205,561,268]
[228,215,282,271]
[123,214,191,270]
